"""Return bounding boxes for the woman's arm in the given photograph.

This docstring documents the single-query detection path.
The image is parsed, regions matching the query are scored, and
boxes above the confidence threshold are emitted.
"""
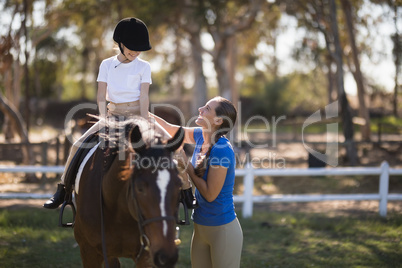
[149,112,196,144]
[97,82,107,117]
[186,162,227,202]
[139,83,150,119]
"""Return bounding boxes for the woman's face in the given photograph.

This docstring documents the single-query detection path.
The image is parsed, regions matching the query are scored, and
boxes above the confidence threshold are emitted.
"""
[122,44,141,61]
[196,98,220,131]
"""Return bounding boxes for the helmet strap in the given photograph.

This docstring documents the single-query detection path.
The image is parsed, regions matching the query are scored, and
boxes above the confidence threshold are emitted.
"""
[118,43,125,56]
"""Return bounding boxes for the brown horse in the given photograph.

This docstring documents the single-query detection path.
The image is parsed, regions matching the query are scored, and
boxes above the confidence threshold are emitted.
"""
[73,117,184,267]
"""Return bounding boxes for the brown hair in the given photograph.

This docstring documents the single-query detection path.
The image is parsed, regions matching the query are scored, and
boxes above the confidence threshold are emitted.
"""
[194,97,237,177]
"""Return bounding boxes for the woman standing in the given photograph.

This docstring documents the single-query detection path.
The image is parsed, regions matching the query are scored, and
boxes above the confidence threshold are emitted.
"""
[151,96,243,268]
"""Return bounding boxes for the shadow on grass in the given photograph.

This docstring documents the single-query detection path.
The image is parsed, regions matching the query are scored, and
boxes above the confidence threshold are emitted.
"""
[239,210,402,268]
[0,206,401,267]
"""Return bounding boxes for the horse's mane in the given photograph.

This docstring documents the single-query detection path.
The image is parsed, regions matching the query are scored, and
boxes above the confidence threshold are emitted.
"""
[90,115,170,149]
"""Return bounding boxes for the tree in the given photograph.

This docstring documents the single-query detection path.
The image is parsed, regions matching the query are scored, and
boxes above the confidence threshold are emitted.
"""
[390,1,401,116]
[340,0,371,140]
[329,0,357,165]
[370,0,402,117]
[155,0,264,113]
[203,0,263,104]
[178,0,209,114]
[280,0,358,164]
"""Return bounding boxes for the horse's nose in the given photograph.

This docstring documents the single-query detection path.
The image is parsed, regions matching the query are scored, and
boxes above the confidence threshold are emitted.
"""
[154,249,178,268]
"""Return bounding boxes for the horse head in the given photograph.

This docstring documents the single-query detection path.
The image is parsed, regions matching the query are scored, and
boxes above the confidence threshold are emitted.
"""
[126,123,184,267]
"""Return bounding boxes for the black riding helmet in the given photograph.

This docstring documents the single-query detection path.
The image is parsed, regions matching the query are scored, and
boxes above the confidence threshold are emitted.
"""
[113,17,152,53]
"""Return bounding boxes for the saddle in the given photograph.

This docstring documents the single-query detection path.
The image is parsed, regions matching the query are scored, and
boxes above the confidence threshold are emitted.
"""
[59,126,192,227]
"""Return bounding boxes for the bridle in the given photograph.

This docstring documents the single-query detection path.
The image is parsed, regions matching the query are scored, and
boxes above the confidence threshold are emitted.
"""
[99,145,176,267]
[131,182,176,263]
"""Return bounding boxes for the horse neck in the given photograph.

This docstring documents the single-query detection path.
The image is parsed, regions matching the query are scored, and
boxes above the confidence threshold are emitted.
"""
[101,150,133,208]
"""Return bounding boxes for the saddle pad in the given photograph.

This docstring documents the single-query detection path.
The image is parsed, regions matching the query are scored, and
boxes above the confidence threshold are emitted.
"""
[75,141,101,195]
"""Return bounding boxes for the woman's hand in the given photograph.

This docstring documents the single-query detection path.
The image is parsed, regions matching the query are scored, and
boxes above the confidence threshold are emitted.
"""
[175,149,191,173]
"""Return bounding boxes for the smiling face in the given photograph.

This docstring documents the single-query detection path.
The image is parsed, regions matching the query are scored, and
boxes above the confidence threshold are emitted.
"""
[121,44,141,61]
[195,98,222,132]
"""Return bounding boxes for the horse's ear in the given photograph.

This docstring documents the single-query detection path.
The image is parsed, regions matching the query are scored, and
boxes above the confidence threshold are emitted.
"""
[128,124,146,154]
[166,127,185,152]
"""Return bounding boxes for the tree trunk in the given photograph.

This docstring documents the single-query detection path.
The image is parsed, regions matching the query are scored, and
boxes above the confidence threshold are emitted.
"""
[391,2,400,117]
[3,67,16,140]
[23,0,31,132]
[228,36,238,106]
[329,0,357,166]
[80,47,89,100]
[189,32,208,114]
[326,55,337,103]
[341,0,371,140]
[213,37,233,101]
[180,0,208,114]
[208,0,262,102]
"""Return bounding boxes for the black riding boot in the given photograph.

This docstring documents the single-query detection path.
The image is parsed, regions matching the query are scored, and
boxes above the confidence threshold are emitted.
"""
[181,188,198,209]
[43,183,66,209]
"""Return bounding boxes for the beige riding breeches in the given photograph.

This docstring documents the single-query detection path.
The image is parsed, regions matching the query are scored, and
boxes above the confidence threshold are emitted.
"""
[191,218,243,268]
[107,100,140,117]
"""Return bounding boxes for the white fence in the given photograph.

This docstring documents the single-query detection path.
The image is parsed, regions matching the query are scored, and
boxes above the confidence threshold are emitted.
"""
[234,161,402,218]
[0,161,401,218]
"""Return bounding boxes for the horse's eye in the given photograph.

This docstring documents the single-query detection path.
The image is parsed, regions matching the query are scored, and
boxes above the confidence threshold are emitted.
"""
[136,181,147,194]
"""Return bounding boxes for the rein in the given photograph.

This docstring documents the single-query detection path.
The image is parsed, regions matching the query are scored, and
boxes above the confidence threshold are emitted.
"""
[100,144,110,268]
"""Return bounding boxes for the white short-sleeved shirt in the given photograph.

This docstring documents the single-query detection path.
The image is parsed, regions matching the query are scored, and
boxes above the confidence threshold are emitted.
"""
[96,55,152,103]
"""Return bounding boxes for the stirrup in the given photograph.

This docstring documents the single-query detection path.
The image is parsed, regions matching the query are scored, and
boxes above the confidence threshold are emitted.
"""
[176,198,190,225]
[59,192,76,228]
[182,188,198,209]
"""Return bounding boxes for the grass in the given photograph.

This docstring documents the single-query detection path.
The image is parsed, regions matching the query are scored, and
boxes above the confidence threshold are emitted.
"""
[241,209,402,268]
[0,207,401,267]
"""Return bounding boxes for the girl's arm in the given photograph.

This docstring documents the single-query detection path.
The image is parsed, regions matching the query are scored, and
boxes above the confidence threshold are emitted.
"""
[139,83,150,119]
[97,82,107,117]
[186,162,227,202]
[149,112,196,144]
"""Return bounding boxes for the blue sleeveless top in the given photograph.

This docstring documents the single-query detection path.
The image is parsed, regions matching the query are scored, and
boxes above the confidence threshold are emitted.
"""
[191,128,237,226]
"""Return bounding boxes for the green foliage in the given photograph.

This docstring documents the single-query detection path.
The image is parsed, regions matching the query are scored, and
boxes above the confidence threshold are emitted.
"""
[241,70,327,119]
[371,116,402,133]
[31,59,59,98]
[1,207,401,267]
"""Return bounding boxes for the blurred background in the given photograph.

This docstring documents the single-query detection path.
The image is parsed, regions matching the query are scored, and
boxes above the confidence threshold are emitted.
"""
[0,1,402,267]
[0,0,401,175]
